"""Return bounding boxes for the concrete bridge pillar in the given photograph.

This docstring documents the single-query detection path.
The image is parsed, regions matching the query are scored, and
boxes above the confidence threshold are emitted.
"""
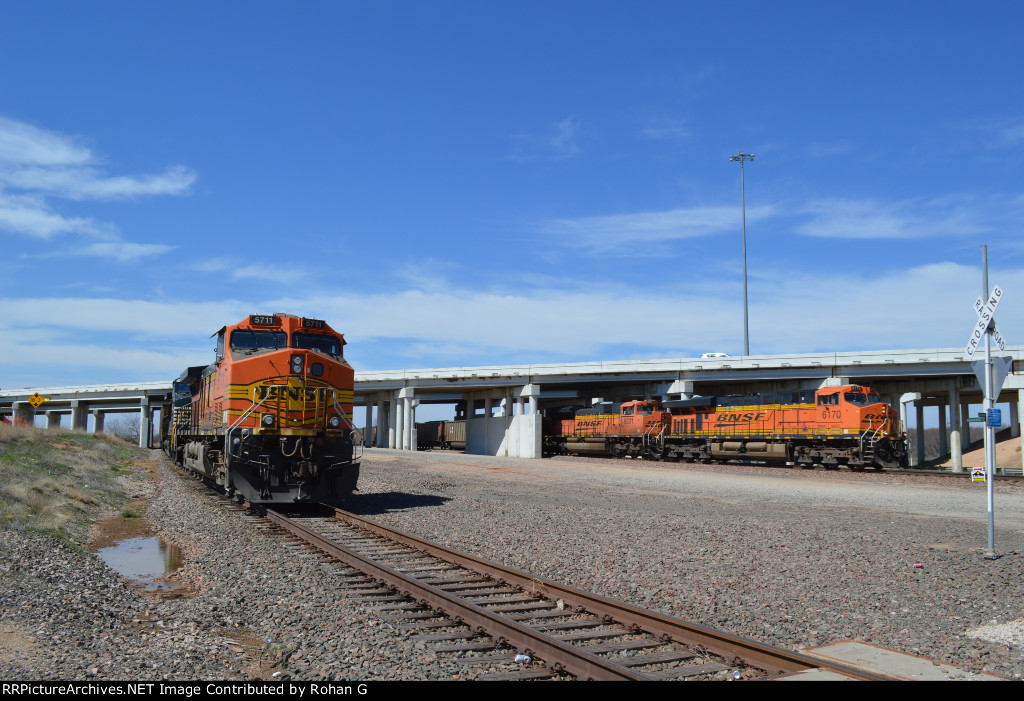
[938,402,947,460]
[92,410,105,434]
[399,387,415,450]
[949,385,963,473]
[961,403,972,452]
[391,392,402,450]
[139,400,152,448]
[70,401,88,432]
[900,393,921,467]
[376,397,385,446]
[916,402,925,466]
[1019,389,1024,474]
[46,411,61,429]
[364,403,373,447]
[1010,395,1020,439]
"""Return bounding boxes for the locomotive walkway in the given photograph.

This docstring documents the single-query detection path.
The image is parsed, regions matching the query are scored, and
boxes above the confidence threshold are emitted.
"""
[2,346,1023,473]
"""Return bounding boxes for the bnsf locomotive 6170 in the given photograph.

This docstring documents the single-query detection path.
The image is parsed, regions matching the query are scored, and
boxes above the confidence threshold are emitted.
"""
[162,314,361,502]
[547,384,908,470]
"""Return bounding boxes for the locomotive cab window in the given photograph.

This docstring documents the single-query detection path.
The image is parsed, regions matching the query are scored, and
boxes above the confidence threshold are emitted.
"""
[622,406,635,416]
[293,333,343,357]
[817,394,839,406]
[230,330,288,355]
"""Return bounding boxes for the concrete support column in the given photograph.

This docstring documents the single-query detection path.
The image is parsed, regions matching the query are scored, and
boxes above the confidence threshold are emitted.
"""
[949,385,963,473]
[410,399,419,451]
[900,393,921,467]
[399,387,414,451]
[516,396,525,417]
[1010,396,1020,439]
[364,404,373,447]
[46,411,61,429]
[93,410,105,434]
[483,398,492,418]
[375,399,385,447]
[1019,389,1024,475]
[387,399,395,448]
[915,401,925,467]
[938,403,948,460]
[70,400,88,432]
[12,402,34,427]
[139,401,152,449]
[961,403,972,451]
[392,393,402,450]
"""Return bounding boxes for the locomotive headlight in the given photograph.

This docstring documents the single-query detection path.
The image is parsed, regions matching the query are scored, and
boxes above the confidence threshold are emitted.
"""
[290,354,303,373]
[311,362,324,377]
[328,416,340,428]
[262,413,275,426]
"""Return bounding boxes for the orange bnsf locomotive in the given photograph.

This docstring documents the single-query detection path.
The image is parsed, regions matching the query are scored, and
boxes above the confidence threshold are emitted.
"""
[162,314,360,502]
[547,384,908,470]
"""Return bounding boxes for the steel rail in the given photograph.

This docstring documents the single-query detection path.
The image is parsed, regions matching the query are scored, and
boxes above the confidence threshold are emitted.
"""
[265,509,648,680]
[270,507,893,681]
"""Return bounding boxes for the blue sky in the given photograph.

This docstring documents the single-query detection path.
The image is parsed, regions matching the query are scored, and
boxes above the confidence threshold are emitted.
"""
[1,1,1023,389]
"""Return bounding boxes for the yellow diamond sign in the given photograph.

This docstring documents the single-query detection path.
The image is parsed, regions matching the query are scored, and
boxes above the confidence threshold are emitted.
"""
[28,393,49,408]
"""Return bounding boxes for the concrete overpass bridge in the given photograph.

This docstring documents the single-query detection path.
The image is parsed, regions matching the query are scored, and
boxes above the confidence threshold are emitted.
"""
[2,346,1023,472]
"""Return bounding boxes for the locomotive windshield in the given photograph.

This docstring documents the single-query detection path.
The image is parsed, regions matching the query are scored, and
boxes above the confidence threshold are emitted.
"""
[844,392,881,406]
[230,329,287,354]
[293,332,343,356]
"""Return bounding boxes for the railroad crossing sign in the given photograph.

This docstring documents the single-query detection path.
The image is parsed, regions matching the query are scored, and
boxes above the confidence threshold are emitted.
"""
[965,284,1004,358]
[28,393,49,408]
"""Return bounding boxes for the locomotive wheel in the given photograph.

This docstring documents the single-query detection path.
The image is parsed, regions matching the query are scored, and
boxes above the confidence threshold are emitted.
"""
[610,443,627,458]
[648,445,664,460]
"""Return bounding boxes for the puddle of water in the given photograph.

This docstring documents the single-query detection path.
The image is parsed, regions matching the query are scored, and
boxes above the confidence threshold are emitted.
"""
[96,536,182,591]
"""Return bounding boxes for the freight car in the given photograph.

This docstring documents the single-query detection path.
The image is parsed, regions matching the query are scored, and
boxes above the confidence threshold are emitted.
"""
[161,314,361,502]
[412,420,466,450]
[546,384,907,470]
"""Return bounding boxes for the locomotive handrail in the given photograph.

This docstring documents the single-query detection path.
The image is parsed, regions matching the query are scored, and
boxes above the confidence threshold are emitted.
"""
[224,393,273,469]
[331,394,363,462]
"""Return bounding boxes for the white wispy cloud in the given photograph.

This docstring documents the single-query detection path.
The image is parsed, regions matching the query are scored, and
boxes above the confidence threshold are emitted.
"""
[796,196,992,239]
[0,192,101,238]
[1,259,1021,385]
[539,204,776,253]
[0,117,93,167]
[191,258,307,284]
[0,116,194,259]
[0,164,195,200]
[639,117,690,142]
[508,117,582,161]
[75,242,176,262]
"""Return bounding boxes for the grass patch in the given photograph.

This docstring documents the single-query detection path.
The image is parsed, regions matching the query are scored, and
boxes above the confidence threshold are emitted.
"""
[0,423,150,544]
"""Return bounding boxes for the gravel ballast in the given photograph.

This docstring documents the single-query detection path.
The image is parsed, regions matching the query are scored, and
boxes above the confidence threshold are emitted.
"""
[3,446,1023,680]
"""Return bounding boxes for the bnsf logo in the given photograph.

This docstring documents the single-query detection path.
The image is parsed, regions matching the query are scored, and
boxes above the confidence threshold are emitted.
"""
[576,420,600,428]
[715,411,767,423]
[256,385,332,402]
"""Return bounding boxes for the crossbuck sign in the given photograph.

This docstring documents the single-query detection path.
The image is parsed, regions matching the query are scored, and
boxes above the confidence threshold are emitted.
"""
[966,285,1004,358]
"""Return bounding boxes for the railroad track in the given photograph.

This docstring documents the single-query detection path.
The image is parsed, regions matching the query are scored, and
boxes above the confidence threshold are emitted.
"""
[254,503,893,681]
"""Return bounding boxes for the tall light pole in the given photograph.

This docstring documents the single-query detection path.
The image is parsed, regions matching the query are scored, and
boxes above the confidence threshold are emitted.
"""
[730,152,755,356]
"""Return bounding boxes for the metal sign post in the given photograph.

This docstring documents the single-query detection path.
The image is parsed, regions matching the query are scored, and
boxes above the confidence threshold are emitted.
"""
[976,247,1001,559]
